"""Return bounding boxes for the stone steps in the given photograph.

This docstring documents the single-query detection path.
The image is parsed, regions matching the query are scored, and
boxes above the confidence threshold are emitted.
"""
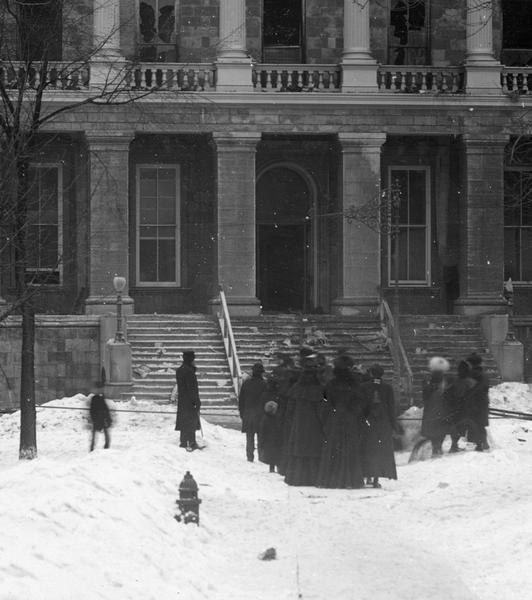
[127,314,235,409]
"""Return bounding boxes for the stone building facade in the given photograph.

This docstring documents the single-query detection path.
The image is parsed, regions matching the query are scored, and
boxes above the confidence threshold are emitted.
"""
[1,0,532,318]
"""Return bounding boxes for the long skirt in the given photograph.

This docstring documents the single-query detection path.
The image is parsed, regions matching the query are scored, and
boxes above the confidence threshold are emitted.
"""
[316,416,364,489]
[284,456,320,487]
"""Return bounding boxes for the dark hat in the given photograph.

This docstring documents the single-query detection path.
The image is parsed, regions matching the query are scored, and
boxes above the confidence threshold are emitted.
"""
[466,352,482,367]
[333,355,353,371]
[183,350,195,362]
[252,362,265,376]
[368,364,384,379]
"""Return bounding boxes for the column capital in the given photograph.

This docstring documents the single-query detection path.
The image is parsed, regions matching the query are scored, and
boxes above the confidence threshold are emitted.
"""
[460,133,509,150]
[212,132,262,151]
[337,132,387,151]
[85,132,135,151]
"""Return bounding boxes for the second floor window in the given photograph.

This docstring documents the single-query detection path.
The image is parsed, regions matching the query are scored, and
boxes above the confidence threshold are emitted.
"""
[263,0,304,63]
[139,0,177,62]
[388,0,428,65]
[19,0,62,61]
[25,164,62,285]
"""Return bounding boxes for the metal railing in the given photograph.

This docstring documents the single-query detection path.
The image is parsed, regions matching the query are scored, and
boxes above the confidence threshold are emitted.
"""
[377,65,465,94]
[379,299,414,406]
[217,286,242,397]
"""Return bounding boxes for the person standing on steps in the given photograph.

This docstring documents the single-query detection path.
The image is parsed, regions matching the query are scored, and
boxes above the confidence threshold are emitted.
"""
[175,350,201,451]
[239,362,267,462]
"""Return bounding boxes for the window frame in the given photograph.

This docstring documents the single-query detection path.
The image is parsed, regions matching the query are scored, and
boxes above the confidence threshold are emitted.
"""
[504,166,532,284]
[135,163,181,287]
[25,162,63,286]
[262,0,306,63]
[137,0,178,62]
[387,0,430,66]
[387,165,431,287]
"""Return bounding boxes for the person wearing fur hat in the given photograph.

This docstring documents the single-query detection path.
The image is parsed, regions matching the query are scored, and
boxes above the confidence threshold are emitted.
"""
[316,355,366,489]
[175,351,201,451]
[360,364,399,488]
[420,356,452,456]
[463,353,490,451]
[284,355,325,486]
[239,362,268,462]
[258,379,284,473]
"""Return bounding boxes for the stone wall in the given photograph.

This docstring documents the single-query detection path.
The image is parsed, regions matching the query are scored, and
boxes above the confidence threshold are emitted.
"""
[0,316,100,412]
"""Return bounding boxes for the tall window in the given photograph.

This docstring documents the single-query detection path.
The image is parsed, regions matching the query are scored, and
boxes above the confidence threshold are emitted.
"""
[25,164,62,285]
[138,0,177,61]
[502,0,532,65]
[263,0,303,63]
[136,165,180,286]
[19,0,62,61]
[388,167,430,285]
[504,169,532,282]
[388,0,428,65]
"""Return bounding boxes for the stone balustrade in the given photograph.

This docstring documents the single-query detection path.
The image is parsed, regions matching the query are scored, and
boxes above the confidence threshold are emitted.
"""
[126,63,216,92]
[0,61,89,90]
[252,64,341,92]
[377,66,465,94]
[501,67,532,95]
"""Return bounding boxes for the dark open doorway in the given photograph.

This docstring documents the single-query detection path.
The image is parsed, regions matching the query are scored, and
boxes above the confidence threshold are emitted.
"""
[256,165,313,312]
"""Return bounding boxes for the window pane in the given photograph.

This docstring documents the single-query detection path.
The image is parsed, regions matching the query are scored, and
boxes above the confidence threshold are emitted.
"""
[158,3,175,43]
[26,226,39,267]
[140,225,158,238]
[504,228,520,281]
[140,0,157,43]
[140,168,157,196]
[408,228,426,280]
[139,239,158,281]
[409,171,426,225]
[158,239,176,281]
[521,229,532,280]
[158,196,176,224]
[504,171,522,225]
[40,227,59,268]
[263,0,301,46]
[390,171,408,223]
[140,195,157,225]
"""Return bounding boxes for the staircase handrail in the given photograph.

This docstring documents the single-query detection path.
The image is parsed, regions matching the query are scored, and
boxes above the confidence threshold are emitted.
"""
[217,286,242,397]
[379,299,414,405]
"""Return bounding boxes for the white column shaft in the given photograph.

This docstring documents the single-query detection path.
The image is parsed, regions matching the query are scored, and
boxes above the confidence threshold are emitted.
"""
[93,0,121,57]
[219,0,247,58]
[343,0,373,63]
[466,0,495,62]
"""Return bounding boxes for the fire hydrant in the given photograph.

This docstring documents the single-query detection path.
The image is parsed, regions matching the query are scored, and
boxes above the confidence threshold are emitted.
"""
[175,471,201,525]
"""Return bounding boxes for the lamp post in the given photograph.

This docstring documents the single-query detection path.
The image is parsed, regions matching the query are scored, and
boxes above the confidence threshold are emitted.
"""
[113,275,127,343]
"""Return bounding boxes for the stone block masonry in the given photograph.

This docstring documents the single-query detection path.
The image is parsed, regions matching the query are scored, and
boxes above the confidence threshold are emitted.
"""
[0,316,101,412]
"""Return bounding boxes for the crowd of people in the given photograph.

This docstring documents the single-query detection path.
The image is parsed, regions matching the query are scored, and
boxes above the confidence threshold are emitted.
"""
[238,348,401,489]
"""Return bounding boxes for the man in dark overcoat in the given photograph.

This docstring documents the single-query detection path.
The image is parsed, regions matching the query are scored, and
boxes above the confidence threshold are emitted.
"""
[463,353,490,451]
[175,350,201,451]
[239,362,267,462]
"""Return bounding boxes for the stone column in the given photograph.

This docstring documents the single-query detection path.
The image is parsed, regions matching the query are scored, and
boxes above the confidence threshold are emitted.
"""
[332,133,386,317]
[454,135,508,316]
[211,132,262,316]
[215,0,253,92]
[91,0,124,90]
[341,0,378,92]
[465,0,501,94]
[85,133,134,315]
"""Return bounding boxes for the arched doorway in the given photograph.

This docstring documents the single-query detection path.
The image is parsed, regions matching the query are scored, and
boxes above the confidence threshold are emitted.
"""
[256,165,314,312]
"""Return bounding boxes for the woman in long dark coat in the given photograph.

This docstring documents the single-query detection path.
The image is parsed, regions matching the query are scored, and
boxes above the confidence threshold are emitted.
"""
[284,357,325,487]
[316,357,365,489]
[420,356,452,456]
[360,364,398,488]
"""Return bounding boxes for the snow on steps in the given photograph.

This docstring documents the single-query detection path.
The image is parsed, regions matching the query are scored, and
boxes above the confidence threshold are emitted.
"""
[126,314,236,417]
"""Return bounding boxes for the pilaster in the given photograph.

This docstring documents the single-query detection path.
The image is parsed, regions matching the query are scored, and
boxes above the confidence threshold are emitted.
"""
[332,133,386,317]
[341,0,378,93]
[455,134,509,316]
[215,0,253,92]
[84,133,134,315]
[211,132,262,317]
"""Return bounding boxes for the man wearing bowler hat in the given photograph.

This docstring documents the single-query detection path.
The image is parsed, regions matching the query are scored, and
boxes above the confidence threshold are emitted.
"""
[175,350,201,451]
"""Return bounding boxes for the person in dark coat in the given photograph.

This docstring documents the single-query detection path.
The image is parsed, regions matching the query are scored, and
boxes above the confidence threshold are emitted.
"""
[258,391,283,473]
[239,362,267,462]
[271,354,298,476]
[445,360,476,452]
[89,392,112,451]
[420,356,452,456]
[360,364,399,488]
[316,356,365,489]
[284,355,325,487]
[463,353,490,451]
[175,350,201,451]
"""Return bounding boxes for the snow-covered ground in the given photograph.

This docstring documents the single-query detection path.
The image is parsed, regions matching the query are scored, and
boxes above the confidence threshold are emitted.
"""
[1,384,532,600]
